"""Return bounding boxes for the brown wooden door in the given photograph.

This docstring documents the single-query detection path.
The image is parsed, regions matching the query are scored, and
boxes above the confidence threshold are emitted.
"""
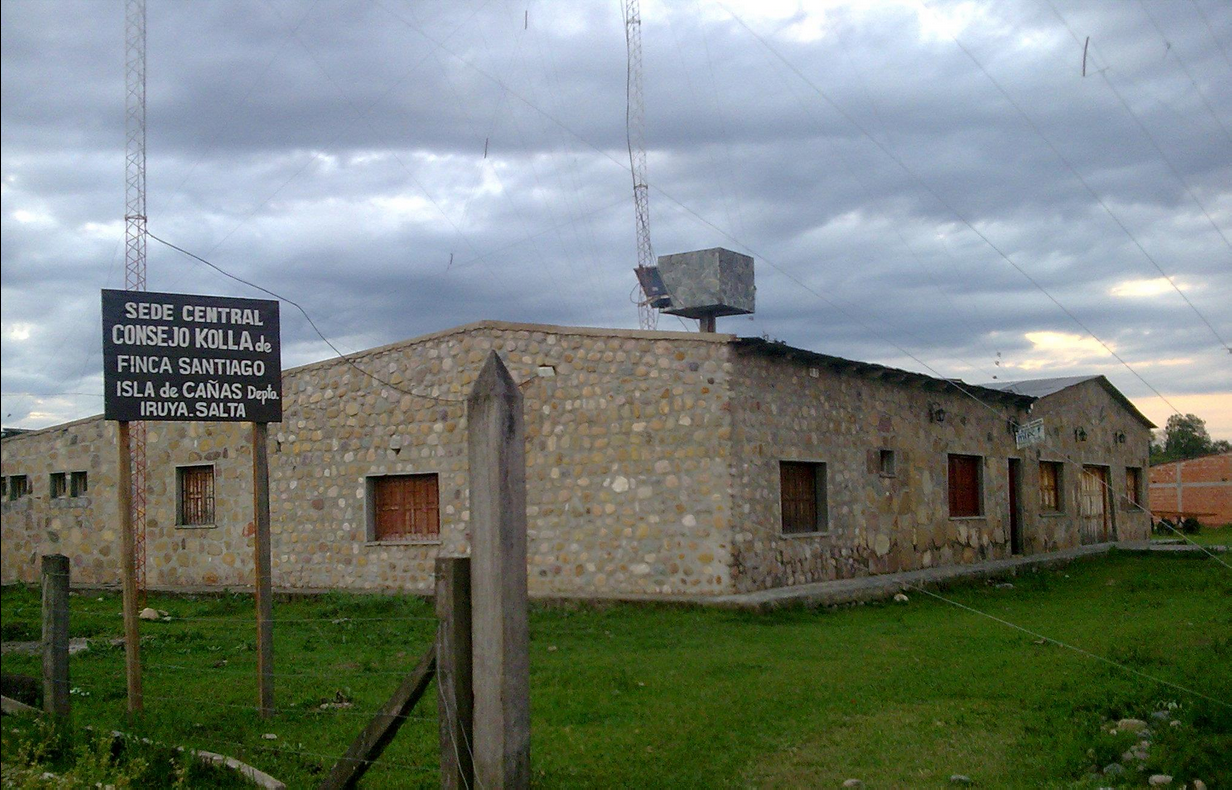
[1080,466,1109,544]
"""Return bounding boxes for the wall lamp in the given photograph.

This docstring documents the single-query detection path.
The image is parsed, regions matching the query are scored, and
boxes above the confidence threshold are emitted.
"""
[1074,427,1088,442]
[1115,431,1126,444]
[928,402,946,423]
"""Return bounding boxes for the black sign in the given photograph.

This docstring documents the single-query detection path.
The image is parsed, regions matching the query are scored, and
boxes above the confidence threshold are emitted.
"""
[102,289,282,423]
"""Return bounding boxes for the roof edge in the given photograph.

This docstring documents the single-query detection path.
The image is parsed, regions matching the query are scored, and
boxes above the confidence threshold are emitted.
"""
[732,337,1034,407]
[0,412,107,444]
[283,320,734,378]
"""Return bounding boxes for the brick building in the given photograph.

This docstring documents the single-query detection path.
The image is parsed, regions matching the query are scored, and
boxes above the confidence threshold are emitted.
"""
[1,321,1153,598]
[1149,452,1232,526]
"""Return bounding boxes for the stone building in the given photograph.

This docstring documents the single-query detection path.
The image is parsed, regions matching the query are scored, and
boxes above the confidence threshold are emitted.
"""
[1,321,1153,598]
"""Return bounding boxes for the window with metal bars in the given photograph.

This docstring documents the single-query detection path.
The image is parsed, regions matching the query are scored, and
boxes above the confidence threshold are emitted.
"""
[947,454,982,518]
[70,471,88,497]
[369,474,440,542]
[50,472,68,499]
[1040,461,1063,512]
[779,461,827,534]
[177,465,215,526]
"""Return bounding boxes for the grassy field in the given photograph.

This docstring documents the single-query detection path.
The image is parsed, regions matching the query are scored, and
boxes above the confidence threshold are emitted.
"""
[1152,524,1232,548]
[2,551,1229,788]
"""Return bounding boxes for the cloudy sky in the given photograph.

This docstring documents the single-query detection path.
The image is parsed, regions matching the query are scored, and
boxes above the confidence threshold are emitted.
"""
[2,0,1229,437]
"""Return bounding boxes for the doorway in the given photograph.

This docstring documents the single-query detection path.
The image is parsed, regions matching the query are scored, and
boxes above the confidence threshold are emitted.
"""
[1007,459,1023,555]
[1080,465,1111,544]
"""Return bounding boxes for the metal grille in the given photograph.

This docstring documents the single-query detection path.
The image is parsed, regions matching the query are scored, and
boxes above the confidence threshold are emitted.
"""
[373,474,440,541]
[178,466,215,526]
[780,461,825,534]
[50,473,68,499]
[70,471,89,497]
[948,454,982,517]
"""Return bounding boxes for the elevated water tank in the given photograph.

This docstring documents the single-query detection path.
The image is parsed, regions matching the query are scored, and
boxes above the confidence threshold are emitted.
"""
[650,247,755,326]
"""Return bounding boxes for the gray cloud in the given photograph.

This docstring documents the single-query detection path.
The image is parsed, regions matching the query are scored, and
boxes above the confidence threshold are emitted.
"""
[2,0,1229,435]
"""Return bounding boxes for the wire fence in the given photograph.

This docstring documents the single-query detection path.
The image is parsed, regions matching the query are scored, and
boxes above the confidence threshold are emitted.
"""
[1,586,450,787]
[4,544,1228,788]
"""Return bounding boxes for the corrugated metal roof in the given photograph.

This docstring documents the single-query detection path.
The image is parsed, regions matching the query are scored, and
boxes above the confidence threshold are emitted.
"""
[979,375,1099,398]
[980,375,1155,428]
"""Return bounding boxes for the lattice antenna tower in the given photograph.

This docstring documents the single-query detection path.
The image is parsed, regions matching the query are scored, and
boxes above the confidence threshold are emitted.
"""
[624,0,659,330]
[125,0,148,600]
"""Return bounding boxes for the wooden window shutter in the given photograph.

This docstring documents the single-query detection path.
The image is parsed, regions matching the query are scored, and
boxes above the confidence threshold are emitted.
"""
[1125,468,1141,506]
[780,461,824,534]
[1040,462,1060,511]
[948,454,980,517]
[374,474,440,541]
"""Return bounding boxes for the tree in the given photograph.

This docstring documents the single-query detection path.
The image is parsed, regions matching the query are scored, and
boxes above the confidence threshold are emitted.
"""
[1151,413,1218,464]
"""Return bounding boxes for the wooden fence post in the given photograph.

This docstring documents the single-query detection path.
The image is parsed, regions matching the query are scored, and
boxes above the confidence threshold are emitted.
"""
[117,420,143,714]
[41,554,71,718]
[436,556,473,789]
[467,351,531,789]
[252,421,274,717]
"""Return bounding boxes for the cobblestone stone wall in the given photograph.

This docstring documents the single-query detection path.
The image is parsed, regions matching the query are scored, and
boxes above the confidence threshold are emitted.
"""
[0,416,252,587]
[268,322,734,596]
[2,322,735,597]
[726,351,1152,593]
[0,323,1151,598]
[1025,379,1152,547]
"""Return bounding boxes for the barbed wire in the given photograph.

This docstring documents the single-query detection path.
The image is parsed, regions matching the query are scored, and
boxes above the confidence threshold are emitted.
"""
[145,661,417,680]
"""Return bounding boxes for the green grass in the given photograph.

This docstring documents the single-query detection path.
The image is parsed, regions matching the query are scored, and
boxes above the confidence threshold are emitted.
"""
[2,553,1230,789]
[1152,524,1232,547]
[2,716,239,787]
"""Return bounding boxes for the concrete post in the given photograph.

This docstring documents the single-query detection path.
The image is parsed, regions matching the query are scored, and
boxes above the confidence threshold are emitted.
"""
[436,556,474,789]
[467,351,530,789]
[41,554,71,718]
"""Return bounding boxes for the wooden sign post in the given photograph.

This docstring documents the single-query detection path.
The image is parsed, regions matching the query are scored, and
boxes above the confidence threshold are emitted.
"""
[117,421,143,714]
[102,289,281,718]
[252,422,274,716]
